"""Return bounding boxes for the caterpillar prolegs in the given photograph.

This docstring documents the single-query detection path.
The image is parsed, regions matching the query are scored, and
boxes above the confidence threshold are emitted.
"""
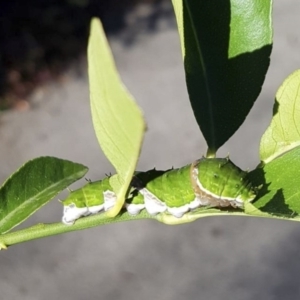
[62,157,257,225]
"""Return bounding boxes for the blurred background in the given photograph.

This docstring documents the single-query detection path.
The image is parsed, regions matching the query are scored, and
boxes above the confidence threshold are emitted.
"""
[1,1,300,299]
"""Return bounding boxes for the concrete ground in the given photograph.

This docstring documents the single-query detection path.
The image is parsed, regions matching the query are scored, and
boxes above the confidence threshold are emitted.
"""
[0,1,300,299]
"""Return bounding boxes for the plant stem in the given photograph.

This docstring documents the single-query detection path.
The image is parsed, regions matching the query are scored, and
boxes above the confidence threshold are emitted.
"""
[1,206,297,249]
[0,211,154,248]
[206,147,216,158]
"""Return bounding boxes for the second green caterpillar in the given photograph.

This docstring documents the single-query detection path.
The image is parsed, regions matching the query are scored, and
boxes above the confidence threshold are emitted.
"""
[62,157,257,225]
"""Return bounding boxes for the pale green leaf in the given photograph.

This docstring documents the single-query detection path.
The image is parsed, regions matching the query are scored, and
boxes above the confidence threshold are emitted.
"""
[88,18,146,217]
[260,69,300,163]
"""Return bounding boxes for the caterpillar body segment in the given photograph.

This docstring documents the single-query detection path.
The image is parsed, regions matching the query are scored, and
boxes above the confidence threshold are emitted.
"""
[62,158,257,225]
[191,158,257,208]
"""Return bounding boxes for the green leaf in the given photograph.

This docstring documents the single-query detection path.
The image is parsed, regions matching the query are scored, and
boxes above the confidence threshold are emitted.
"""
[172,0,273,154]
[0,157,88,234]
[88,18,146,217]
[249,146,300,217]
[260,70,300,163]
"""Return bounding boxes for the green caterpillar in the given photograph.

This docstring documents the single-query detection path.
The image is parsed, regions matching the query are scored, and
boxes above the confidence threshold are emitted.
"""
[62,157,257,225]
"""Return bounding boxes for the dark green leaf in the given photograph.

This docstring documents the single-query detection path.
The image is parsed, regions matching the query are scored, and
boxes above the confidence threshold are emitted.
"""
[172,0,272,153]
[248,147,300,217]
[0,157,88,234]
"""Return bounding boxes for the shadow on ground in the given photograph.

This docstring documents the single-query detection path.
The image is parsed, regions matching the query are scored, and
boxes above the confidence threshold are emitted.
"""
[0,0,174,108]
